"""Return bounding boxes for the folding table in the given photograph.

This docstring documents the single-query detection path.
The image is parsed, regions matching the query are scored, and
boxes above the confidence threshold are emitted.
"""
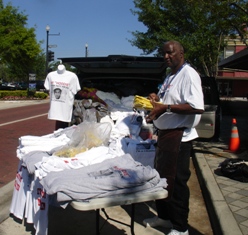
[70,189,168,235]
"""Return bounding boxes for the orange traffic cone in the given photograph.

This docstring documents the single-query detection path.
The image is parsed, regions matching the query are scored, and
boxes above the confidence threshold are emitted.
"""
[228,118,240,152]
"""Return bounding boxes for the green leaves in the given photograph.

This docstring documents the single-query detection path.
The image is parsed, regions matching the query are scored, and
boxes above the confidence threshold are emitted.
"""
[0,1,43,81]
[131,0,248,76]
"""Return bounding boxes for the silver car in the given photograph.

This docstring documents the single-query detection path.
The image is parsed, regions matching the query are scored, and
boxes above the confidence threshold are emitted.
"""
[196,77,221,140]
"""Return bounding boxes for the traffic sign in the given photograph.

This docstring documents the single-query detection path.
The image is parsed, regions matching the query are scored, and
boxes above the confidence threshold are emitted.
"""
[48,45,57,48]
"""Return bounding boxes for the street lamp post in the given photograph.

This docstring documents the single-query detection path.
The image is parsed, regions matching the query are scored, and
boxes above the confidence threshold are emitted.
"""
[85,43,88,57]
[45,25,60,75]
[45,25,50,75]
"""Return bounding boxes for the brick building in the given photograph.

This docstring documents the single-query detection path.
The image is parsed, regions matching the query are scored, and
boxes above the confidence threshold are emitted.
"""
[218,38,248,98]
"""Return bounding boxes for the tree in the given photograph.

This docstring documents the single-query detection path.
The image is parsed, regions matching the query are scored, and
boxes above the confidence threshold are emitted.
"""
[0,1,43,81]
[130,0,248,76]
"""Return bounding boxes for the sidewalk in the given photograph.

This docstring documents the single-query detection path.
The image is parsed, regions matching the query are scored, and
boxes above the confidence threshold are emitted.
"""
[193,108,248,235]
[0,99,49,110]
[193,140,248,235]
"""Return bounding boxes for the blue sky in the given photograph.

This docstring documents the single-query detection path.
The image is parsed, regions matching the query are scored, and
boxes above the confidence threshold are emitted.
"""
[4,0,148,60]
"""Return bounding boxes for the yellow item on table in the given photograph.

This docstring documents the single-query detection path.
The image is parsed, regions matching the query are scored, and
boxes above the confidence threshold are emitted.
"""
[55,147,88,158]
[133,95,153,111]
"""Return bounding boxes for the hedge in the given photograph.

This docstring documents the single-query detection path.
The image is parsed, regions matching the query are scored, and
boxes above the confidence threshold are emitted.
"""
[0,90,48,100]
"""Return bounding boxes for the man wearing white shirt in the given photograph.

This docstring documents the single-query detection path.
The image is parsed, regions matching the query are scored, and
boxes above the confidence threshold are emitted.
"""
[143,40,204,235]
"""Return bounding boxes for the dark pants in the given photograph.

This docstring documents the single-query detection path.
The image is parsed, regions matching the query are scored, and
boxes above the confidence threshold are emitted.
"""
[55,120,69,130]
[154,129,192,232]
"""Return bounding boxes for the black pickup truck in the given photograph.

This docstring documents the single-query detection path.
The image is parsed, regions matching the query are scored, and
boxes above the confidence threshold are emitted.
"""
[60,55,221,140]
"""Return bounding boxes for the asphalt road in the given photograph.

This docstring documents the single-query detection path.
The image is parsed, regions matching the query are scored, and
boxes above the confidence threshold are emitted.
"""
[0,100,213,235]
[0,101,55,187]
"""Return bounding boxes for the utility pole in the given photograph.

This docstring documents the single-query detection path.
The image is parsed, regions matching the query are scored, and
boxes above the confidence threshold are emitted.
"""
[85,43,88,57]
[45,25,60,75]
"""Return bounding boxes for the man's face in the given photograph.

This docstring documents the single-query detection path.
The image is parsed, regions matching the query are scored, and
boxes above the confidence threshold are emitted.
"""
[54,89,61,99]
[163,42,183,69]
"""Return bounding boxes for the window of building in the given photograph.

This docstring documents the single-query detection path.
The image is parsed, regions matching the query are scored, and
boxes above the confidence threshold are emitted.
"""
[225,46,235,58]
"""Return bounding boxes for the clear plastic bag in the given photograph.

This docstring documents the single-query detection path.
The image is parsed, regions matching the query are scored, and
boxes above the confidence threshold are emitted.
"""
[54,121,112,158]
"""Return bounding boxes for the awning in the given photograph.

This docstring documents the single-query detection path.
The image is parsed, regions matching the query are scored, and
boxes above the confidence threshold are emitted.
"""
[218,48,248,70]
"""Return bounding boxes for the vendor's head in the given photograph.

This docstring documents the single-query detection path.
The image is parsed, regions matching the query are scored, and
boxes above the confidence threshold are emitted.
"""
[163,40,185,74]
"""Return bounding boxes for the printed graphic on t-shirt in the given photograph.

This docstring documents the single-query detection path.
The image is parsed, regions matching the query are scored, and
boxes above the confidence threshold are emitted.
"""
[88,166,130,179]
[51,81,69,102]
[53,88,62,99]
[88,169,114,179]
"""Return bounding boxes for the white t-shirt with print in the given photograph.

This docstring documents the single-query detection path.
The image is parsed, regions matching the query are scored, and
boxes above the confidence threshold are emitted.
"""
[153,64,204,142]
[44,70,81,122]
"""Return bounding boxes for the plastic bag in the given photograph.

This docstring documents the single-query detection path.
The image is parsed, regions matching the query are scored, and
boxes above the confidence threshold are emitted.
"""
[219,158,248,182]
[54,121,112,158]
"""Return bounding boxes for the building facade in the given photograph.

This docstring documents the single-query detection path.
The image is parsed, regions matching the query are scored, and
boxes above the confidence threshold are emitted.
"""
[218,38,248,98]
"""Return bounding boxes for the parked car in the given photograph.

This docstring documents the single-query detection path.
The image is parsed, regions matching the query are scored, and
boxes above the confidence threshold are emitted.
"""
[195,77,221,140]
[0,82,8,90]
[16,82,29,90]
[60,55,221,139]
[35,80,45,91]
[16,81,45,91]
[0,82,18,90]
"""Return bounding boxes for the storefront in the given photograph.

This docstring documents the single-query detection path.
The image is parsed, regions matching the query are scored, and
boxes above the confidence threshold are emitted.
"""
[218,47,248,98]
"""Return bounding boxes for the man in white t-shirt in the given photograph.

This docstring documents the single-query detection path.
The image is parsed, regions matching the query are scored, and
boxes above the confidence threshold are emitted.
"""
[143,41,204,235]
[44,64,81,130]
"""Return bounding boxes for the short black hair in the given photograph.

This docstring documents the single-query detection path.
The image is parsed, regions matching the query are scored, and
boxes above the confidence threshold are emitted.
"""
[54,88,62,92]
[165,40,184,53]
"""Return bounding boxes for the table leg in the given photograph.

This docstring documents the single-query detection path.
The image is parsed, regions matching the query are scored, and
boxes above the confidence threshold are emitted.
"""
[131,204,135,235]
[96,209,100,235]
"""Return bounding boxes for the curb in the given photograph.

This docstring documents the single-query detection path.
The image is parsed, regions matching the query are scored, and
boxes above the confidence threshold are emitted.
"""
[192,151,243,235]
[0,180,14,224]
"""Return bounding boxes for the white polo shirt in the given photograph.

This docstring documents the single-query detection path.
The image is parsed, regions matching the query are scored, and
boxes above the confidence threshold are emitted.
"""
[153,64,204,142]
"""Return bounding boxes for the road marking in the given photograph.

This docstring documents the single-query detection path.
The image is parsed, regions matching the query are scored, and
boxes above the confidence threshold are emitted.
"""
[0,113,47,127]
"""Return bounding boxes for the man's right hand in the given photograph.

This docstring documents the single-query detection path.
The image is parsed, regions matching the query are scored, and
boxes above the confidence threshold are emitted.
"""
[148,93,159,102]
